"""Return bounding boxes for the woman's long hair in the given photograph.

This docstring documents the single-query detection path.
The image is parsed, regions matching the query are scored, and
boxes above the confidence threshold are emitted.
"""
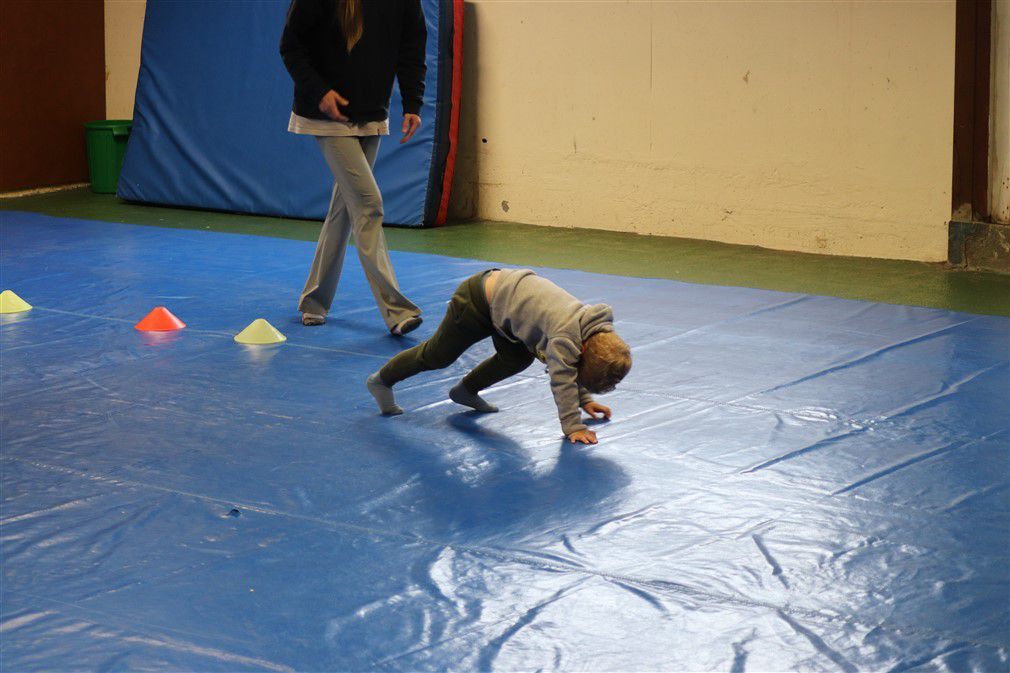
[339,0,363,52]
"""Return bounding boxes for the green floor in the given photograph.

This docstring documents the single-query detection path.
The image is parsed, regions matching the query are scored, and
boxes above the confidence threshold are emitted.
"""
[3,187,1009,316]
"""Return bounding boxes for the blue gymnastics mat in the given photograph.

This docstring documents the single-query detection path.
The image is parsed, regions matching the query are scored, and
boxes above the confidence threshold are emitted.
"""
[1,211,1008,672]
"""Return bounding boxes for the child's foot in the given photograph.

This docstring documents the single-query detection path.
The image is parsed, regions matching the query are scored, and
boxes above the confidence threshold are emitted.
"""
[390,315,422,336]
[367,373,403,415]
[302,312,325,326]
[449,382,498,413]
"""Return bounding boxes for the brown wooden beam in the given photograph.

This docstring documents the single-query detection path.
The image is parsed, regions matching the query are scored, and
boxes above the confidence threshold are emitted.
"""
[951,0,992,221]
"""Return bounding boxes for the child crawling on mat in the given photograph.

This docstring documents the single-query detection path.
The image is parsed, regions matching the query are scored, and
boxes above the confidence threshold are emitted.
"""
[366,269,632,444]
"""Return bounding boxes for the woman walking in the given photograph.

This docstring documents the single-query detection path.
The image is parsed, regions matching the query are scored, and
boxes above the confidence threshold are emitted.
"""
[280,0,427,335]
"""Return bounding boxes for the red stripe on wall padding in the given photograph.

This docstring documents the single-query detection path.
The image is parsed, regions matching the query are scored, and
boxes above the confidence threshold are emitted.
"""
[435,0,464,226]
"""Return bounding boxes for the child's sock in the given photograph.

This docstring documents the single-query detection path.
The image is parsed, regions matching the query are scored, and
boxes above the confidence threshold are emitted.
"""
[449,382,499,413]
[367,373,403,415]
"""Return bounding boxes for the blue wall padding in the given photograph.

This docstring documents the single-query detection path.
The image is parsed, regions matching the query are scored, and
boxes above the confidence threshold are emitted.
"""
[117,0,447,226]
[2,211,1008,671]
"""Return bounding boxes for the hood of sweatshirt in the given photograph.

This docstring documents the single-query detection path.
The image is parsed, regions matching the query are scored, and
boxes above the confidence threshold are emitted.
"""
[578,303,615,340]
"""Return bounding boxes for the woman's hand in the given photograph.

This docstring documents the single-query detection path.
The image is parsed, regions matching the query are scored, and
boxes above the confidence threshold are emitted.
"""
[582,401,612,420]
[401,114,421,143]
[568,429,598,445]
[319,90,349,121]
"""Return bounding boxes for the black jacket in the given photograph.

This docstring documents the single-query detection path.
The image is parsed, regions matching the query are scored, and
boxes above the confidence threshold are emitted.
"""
[280,0,426,123]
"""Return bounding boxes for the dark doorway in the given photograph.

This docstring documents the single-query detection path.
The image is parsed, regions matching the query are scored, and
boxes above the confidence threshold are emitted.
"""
[0,0,105,192]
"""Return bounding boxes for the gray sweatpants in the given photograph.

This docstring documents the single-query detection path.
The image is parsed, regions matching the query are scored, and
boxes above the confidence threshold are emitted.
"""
[298,135,420,329]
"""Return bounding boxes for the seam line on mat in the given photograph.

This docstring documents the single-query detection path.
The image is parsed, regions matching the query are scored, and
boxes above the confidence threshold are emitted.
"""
[28,307,388,360]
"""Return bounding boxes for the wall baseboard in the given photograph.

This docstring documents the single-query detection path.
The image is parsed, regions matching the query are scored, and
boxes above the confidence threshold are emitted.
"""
[948,220,1010,272]
[0,183,89,199]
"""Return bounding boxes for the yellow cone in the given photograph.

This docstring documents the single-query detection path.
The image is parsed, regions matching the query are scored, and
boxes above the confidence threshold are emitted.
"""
[0,290,32,314]
[234,318,286,345]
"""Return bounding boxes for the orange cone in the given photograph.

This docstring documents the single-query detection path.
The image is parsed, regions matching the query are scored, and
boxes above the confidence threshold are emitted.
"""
[135,306,186,331]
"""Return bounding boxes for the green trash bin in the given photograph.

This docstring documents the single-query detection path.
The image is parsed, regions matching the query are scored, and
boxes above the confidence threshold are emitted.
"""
[84,120,132,194]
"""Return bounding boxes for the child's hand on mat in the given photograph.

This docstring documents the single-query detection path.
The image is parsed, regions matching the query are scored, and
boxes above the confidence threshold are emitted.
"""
[401,114,422,143]
[319,90,349,121]
[568,429,598,445]
[582,402,611,420]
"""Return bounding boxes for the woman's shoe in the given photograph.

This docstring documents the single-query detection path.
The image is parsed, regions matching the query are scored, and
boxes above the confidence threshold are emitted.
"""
[302,312,326,326]
[390,315,422,336]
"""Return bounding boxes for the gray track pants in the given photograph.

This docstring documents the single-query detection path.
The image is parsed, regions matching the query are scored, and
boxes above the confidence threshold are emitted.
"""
[298,135,420,329]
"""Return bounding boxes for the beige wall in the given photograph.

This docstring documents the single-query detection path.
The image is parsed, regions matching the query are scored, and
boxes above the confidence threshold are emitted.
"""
[103,0,959,261]
[451,0,957,262]
[105,0,146,119]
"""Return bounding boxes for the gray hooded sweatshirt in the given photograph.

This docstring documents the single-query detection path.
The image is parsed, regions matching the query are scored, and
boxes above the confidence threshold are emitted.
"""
[489,269,614,435]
